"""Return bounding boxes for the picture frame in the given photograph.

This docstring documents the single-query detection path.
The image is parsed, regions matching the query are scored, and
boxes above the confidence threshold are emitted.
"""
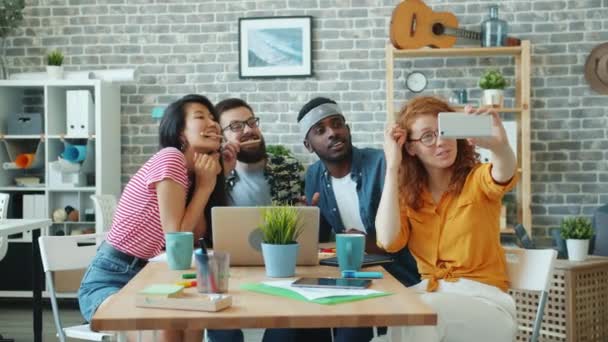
[238,16,313,78]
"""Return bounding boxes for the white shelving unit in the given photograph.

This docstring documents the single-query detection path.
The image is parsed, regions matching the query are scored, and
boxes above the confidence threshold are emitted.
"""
[0,79,121,298]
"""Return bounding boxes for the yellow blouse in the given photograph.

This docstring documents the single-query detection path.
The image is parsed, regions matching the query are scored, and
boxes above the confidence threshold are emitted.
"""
[381,163,518,292]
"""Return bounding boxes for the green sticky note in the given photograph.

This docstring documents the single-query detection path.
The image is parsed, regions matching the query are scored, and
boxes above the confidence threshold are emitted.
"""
[241,283,392,305]
[139,284,184,297]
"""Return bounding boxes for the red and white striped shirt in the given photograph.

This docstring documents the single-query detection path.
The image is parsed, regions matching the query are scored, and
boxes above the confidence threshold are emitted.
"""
[107,147,190,259]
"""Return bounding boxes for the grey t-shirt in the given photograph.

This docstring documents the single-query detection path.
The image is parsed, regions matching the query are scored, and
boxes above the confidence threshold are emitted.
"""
[227,161,272,206]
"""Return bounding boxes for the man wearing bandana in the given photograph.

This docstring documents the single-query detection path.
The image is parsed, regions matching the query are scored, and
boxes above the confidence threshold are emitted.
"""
[296,97,421,341]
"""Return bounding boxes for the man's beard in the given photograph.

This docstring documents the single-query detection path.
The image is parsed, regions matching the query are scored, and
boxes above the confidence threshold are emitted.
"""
[237,135,267,163]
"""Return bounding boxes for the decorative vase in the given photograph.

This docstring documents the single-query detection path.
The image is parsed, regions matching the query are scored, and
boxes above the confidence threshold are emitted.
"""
[481,89,504,107]
[261,243,299,277]
[0,37,8,80]
[480,5,508,47]
[566,239,590,261]
[46,65,64,79]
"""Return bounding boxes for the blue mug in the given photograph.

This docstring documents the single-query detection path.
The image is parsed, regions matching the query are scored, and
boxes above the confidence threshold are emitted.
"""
[165,232,194,270]
[63,144,87,163]
[336,234,365,272]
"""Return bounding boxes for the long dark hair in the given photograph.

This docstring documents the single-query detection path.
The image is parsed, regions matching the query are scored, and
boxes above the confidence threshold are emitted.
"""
[159,94,226,240]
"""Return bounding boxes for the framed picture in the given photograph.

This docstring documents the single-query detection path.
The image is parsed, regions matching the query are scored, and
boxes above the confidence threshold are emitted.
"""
[238,16,313,78]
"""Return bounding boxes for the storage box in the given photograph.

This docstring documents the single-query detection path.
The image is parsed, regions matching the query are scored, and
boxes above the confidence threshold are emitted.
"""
[49,161,85,188]
[54,269,86,293]
[7,112,43,135]
[511,256,608,341]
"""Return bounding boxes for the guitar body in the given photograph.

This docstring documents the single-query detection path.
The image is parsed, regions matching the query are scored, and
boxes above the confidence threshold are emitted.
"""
[390,0,459,49]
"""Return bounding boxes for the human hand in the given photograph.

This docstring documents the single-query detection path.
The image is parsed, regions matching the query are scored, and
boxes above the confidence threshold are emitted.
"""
[297,192,320,206]
[194,152,222,192]
[384,123,407,170]
[343,228,366,235]
[220,141,240,176]
[464,105,509,152]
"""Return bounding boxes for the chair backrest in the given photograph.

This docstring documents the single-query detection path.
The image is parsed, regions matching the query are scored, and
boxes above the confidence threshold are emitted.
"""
[90,194,117,233]
[0,192,10,220]
[39,233,108,342]
[505,247,557,292]
[505,247,557,342]
[39,233,105,273]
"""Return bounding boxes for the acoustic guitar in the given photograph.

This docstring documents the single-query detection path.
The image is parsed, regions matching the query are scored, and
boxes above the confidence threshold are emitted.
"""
[390,0,521,50]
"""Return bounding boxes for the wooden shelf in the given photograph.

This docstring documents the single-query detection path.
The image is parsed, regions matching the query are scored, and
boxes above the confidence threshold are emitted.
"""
[0,134,44,140]
[47,134,96,140]
[391,45,522,58]
[385,41,532,237]
[0,187,46,191]
[501,227,515,234]
[450,106,523,113]
[48,187,96,192]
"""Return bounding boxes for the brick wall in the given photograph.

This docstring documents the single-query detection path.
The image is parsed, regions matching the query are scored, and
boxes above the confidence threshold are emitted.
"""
[3,0,608,244]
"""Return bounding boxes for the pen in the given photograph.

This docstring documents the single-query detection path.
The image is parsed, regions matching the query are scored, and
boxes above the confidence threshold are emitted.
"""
[198,238,218,292]
[341,270,384,279]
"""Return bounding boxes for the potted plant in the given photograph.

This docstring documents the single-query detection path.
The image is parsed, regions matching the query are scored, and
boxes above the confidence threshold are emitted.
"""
[46,50,64,79]
[259,206,303,277]
[0,0,25,79]
[479,69,507,108]
[560,217,594,261]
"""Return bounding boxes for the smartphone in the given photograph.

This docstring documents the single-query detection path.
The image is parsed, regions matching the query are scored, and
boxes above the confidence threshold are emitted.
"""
[438,112,493,139]
[292,277,371,289]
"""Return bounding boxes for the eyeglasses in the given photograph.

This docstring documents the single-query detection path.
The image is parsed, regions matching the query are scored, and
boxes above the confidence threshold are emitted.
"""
[222,117,260,133]
[408,130,438,147]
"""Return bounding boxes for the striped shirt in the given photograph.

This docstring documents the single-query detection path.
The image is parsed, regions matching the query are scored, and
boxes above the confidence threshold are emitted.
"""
[106,147,190,259]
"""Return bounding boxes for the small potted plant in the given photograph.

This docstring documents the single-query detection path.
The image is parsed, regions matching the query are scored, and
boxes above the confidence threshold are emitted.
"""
[46,50,64,79]
[259,206,303,277]
[560,217,594,261]
[479,69,507,108]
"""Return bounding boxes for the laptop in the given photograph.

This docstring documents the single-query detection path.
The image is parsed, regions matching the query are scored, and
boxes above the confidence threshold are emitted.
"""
[211,206,320,266]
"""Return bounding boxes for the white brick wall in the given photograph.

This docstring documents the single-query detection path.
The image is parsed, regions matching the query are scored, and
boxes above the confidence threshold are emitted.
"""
[3,0,608,243]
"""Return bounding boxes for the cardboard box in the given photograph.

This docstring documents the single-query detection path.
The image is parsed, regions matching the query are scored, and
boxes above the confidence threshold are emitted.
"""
[53,269,86,293]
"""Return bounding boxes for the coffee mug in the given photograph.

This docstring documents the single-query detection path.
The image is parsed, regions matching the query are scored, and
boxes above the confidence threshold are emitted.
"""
[336,234,365,272]
[165,232,194,270]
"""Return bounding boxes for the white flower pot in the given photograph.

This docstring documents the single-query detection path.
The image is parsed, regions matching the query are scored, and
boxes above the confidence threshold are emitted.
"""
[481,89,504,108]
[46,65,64,79]
[566,239,590,261]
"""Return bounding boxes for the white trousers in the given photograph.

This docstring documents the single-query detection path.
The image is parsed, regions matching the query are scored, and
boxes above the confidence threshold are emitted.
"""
[389,279,517,342]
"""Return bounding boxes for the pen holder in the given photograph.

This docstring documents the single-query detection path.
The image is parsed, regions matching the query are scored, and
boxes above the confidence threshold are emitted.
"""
[195,250,230,293]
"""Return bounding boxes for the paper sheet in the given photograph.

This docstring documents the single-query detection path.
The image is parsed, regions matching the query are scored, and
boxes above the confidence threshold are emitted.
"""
[262,280,383,301]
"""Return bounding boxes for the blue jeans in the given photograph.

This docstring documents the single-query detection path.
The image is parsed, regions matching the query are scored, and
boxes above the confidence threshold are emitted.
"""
[78,242,147,322]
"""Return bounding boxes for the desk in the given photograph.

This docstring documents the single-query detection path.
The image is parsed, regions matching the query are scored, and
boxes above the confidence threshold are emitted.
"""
[91,262,436,335]
[0,219,52,342]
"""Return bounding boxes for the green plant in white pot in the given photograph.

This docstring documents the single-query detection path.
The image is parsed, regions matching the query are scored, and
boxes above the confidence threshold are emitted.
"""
[259,206,303,277]
[479,69,507,108]
[560,217,594,261]
[46,50,64,79]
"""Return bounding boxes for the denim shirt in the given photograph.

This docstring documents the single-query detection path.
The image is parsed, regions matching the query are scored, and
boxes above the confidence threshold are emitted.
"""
[305,146,385,236]
[305,146,420,286]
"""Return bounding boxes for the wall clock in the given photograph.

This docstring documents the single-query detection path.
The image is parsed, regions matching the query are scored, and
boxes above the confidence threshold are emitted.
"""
[405,71,427,93]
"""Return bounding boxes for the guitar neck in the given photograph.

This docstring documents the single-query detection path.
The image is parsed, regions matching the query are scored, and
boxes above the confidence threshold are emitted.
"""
[444,27,481,41]
[443,27,521,46]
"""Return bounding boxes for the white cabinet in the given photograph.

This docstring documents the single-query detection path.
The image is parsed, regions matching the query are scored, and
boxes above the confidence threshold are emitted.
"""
[0,79,121,297]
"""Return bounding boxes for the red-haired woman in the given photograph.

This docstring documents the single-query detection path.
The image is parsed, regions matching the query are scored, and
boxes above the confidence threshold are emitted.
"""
[376,96,518,341]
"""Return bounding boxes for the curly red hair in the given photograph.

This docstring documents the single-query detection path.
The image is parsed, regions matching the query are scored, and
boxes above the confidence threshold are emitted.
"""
[396,96,479,210]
